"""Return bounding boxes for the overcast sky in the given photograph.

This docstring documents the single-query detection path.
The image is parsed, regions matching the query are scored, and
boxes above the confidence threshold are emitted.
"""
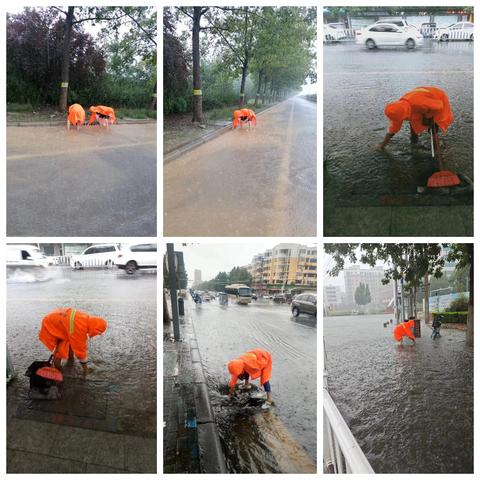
[173,242,316,285]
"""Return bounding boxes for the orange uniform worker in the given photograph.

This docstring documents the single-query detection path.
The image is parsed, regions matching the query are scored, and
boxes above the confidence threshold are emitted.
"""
[228,348,273,405]
[67,103,86,130]
[39,307,107,375]
[378,86,453,150]
[393,319,416,345]
[88,105,116,126]
[232,108,257,129]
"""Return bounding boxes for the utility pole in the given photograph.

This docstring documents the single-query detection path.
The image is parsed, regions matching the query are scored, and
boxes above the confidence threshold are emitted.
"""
[166,243,180,341]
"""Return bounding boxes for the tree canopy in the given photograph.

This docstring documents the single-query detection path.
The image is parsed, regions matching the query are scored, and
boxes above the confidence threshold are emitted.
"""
[354,283,371,306]
[196,266,252,291]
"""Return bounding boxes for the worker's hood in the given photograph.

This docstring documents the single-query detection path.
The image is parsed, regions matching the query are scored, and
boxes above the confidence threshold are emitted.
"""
[385,100,410,122]
[228,359,244,376]
[87,316,107,338]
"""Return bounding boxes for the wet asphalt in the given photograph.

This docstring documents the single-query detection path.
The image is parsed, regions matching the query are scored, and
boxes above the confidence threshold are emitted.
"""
[324,314,473,473]
[324,40,473,211]
[164,97,316,236]
[7,267,157,438]
[7,124,156,236]
[189,298,316,472]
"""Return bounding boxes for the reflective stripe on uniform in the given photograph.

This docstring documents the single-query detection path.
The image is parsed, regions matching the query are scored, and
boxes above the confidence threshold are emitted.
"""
[69,308,76,334]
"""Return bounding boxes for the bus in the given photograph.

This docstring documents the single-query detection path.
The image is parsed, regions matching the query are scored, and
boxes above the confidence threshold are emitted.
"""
[224,284,252,305]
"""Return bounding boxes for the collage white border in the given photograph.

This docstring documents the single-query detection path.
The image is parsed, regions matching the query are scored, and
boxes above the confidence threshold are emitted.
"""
[1,0,477,478]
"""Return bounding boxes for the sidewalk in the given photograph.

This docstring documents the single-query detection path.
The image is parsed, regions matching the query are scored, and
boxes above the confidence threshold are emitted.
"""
[163,304,226,473]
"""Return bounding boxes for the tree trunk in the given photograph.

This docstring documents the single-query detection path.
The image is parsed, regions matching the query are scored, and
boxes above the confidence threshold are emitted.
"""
[59,6,75,112]
[466,244,473,347]
[192,7,204,124]
[150,80,157,110]
[254,70,263,107]
[423,273,430,324]
[262,76,268,104]
[239,62,248,106]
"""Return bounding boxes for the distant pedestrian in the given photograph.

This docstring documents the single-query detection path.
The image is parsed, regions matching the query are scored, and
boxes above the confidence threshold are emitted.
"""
[377,86,453,150]
[228,348,273,408]
[38,307,107,375]
[393,319,416,345]
[431,317,442,339]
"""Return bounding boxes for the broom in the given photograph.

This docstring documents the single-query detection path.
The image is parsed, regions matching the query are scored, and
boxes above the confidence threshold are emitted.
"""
[427,126,460,188]
[36,345,64,383]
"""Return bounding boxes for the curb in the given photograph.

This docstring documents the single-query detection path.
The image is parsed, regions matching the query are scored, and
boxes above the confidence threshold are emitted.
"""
[163,101,285,165]
[7,119,156,127]
[188,313,227,474]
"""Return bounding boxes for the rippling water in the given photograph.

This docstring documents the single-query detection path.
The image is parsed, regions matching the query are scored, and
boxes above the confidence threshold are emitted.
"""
[324,41,473,207]
[7,268,156,437]
[324,314,473,473]
[192,300,316,472]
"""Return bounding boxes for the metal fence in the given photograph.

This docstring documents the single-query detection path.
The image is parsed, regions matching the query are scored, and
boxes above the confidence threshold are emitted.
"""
[49,256,116,268]
[324,26,474,43]
[324,373,374,474]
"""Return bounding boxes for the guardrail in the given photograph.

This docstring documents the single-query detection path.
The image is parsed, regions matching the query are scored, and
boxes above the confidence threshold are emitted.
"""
[323,386,374,474]
[324,26,474,43]
[49,255,116,268]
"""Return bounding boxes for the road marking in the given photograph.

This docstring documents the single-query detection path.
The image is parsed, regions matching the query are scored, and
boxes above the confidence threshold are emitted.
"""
[7,141,156,161]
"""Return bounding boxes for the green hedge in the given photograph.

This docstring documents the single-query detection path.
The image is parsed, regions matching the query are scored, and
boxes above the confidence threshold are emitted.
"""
[432,312,468,324]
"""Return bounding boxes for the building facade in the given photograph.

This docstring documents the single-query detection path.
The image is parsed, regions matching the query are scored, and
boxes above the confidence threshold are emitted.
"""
[249,243,317,292]
[324,284,342,308]
[194,269,202,286]
[343,265,392,308]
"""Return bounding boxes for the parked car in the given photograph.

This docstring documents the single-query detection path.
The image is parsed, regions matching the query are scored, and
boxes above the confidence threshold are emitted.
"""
[433,22,474,41]
[115,243,157,274]
[6,245,51,269]
[291,293,317,318]
[70,244,120,269]
[356,23,423,49]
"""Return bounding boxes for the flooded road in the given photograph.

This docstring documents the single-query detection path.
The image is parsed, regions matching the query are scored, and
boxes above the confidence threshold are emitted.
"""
[164,96,316,236]
[7,268,156,439]
[324,41,473,212]
[190,298,316,473]
[324,314,473,473]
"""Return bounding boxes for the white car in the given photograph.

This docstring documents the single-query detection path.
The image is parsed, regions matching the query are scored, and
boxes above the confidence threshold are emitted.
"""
[433,22,474,42]
[115,243,157,274]
[70,244,121,269]
[6,245,51,268]
[373,19,418,32]
[356,23,424,49]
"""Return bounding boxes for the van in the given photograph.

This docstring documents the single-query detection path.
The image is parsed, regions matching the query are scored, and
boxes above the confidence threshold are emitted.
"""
[6,245,51,268]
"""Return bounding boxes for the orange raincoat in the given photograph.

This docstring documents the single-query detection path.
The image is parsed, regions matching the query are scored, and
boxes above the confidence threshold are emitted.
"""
[67,103,86,126]
[232,108,257,129]
[39,307,107,361]
[393,320,415,342]
[385,86,453,135]
[88,105,116,125]
[228,348,272,388]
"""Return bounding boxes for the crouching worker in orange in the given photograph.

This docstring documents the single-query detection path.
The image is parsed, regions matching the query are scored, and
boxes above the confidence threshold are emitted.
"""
[377,86,453,150]
[393,319,416,345]
[232,108,257,129]
[228,348,273,408]
[39,307,107,375]
[67,103,86,130]
[88,105,116,127]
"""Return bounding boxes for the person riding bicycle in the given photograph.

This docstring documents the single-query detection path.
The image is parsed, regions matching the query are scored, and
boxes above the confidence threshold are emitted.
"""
[431,317,442,339]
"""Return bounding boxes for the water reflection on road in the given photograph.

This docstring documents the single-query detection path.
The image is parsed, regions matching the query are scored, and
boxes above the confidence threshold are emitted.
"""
[324,314,473,473]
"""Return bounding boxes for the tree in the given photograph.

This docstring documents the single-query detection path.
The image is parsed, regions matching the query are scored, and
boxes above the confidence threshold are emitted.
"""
[447,244,473,347]
[354,283,371,306]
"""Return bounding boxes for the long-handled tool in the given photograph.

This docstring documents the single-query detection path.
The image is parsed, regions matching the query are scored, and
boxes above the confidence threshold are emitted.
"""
[427,126,460,188]
[36,344,64,382]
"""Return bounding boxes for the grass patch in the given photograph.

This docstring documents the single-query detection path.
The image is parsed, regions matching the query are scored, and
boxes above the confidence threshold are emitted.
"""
[7,102,34,112]
[116,108,156,120]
